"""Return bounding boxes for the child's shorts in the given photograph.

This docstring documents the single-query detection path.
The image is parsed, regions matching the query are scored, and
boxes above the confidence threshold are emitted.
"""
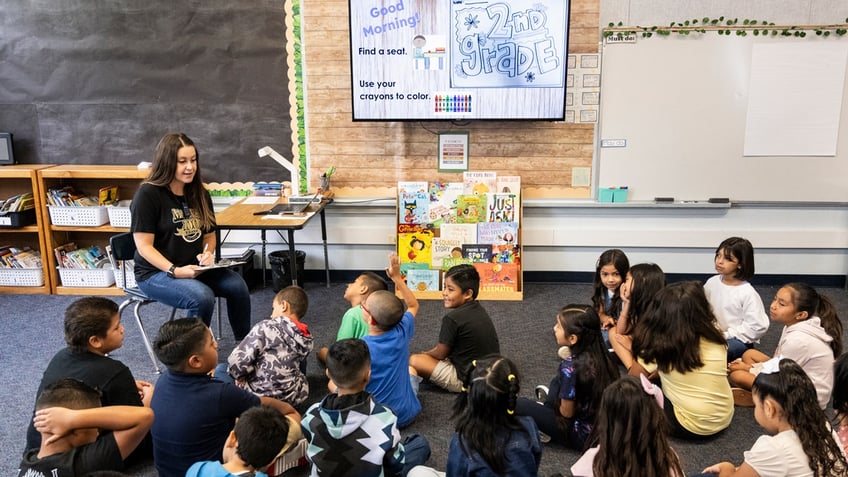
[430,359,463,393]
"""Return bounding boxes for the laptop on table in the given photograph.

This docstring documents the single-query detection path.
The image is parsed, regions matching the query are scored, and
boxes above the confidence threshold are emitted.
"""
[255,190,321,216]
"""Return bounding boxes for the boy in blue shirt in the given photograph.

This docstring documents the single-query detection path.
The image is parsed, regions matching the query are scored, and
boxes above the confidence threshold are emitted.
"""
[359,253,421,427]
[150,318,300,477]
[186,405,294,477]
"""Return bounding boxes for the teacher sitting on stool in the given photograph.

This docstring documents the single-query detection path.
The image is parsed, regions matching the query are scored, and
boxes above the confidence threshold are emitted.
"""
[131,132,251,340]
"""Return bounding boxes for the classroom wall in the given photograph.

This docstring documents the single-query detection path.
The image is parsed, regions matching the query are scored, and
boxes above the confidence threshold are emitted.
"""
[270,0,848,280]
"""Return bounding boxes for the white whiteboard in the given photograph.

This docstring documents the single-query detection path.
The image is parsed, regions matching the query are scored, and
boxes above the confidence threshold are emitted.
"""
[597,34,848,202]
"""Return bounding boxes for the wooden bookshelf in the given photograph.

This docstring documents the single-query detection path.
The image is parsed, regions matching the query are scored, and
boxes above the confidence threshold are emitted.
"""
[0,165,54,294]
[38,165,148,295]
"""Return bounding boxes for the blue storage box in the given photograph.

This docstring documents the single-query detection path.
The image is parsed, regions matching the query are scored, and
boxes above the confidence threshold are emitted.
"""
[599,188,628,203]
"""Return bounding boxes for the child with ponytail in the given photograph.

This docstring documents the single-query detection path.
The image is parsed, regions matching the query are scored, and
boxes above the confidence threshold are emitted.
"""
[698,358,848,477]
[408,355,542,477]
[728,282,843,409]
[517,305,619,450]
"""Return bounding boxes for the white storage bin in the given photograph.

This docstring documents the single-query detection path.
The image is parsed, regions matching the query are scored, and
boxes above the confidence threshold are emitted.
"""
[0,268,44,287]
[48,206,109,227]
[107,200,132,227]
[58,268,116,288]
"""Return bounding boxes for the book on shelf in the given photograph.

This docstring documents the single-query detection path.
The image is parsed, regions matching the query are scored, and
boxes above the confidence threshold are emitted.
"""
[54,242,78,268]
[439,223,477,244]
[431,237,463,269]
[397,224,434,265]
[456,194,486,223]
[461,244,493,263]
[441,256,474,271]
[399,262,429,279]
[98,185,119,206]
[463,171,497,196]
[474,262,519,292]
[428,181,462,227]
[405,268,440,292]
[495,175,521,201]
[477,222,518,245]
[0,192,35,212]
[486,193,517,224]
[0,246,42,269]
[398,181,430,224]
[491,244,521,265]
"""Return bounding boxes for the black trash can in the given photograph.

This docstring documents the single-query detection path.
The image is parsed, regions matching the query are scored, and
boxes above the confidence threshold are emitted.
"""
[269,250,306,291]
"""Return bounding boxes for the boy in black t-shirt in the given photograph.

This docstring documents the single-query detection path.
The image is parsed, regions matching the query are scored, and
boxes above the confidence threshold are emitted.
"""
[409,264,500,392]
[25,297,153,453]
[19,378,154,477]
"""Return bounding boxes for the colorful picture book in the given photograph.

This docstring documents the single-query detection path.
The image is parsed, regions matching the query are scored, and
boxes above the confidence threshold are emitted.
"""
[486,193,517,223]
[475,262,519,292]
[461,244,492,263]
[456,194,486,224]
[477,222,518,245]
[397,224,434,265]
[406,268,440,292]
[398,181,429,224]
[463,171,497,196]
[431,237,463,269]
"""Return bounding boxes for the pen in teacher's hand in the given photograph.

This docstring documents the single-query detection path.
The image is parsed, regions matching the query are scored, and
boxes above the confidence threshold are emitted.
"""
[200,244,208,265]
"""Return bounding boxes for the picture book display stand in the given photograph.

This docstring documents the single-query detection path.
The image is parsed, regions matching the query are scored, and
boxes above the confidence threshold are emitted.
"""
[396,172,523,301]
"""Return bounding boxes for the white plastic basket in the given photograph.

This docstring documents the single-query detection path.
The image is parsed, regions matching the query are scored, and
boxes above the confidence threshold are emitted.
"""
[58,268,116,288]
[0,268,44,287]
[113,265,137,289]
[48,206,109,227]
[107,206,132,228]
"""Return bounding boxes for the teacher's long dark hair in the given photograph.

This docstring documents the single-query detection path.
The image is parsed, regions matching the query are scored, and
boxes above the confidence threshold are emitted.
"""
[145,133,215,231]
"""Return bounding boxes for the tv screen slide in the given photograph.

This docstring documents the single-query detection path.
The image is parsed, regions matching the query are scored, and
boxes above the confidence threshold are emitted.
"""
[349,0,570,121]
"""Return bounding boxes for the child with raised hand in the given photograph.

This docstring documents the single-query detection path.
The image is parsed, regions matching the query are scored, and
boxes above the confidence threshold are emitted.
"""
[570,375,684,477]
[703,237,769,362]
[516,305,619,450]
[697,358,848,477]
[25,297,153,454]
[591,249,629,332]
[223,285,314,407]
[409,264,500,394]
[317,271,387,365]
[834,352,848,454]
[728,282,843,409]
[408,355,542,477]
[359,253,423,427]
[631,281,734,439]
[608,263,665,370]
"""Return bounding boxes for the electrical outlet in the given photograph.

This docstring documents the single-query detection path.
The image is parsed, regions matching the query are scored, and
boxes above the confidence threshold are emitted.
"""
[600,139,627,148]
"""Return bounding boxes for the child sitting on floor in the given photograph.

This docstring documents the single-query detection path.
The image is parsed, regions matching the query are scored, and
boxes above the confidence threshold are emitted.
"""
[224,286,314,407]
[317,271,386,365]
[19,378,154,477]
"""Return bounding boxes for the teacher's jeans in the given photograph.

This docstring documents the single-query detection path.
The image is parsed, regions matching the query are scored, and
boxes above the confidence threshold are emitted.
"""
[137,267,251,340]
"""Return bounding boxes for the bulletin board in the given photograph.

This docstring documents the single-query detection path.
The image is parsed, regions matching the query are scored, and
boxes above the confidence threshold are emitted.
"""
[597,34,848,203]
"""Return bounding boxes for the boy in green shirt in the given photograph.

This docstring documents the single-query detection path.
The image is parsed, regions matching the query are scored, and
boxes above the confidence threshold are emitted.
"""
[317,271,387,365]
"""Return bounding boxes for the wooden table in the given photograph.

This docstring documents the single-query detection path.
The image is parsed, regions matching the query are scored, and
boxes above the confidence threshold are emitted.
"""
[214,198,331,287]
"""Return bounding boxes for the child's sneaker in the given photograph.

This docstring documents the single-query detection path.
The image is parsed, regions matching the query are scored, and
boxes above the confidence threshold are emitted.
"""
[557,346,571,360]
[535,385,549,403]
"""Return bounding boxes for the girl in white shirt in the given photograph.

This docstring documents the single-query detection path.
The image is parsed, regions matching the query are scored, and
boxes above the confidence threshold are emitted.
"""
[699,358,847,477]
[703,237,769,362]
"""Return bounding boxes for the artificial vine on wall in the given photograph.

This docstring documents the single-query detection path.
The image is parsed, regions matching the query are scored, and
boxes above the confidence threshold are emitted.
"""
[604,17,848,39]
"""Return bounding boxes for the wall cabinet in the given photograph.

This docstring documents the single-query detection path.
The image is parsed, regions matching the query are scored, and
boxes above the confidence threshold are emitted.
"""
[0,165,53,294]
[38,165,147,295]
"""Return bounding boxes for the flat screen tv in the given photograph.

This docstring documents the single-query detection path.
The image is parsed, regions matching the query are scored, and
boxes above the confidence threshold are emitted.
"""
[348,0,570,121]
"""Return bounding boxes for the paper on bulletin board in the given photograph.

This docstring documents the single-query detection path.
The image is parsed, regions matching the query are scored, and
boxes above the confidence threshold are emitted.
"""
[744,42,848,156]
[564,53,601,123]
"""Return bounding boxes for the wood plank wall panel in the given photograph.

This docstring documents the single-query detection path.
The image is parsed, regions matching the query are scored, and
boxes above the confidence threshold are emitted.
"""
[301,0,599,198]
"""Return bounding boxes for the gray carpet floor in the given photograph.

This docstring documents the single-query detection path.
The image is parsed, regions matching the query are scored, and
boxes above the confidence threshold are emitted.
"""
[1,280,846,476]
